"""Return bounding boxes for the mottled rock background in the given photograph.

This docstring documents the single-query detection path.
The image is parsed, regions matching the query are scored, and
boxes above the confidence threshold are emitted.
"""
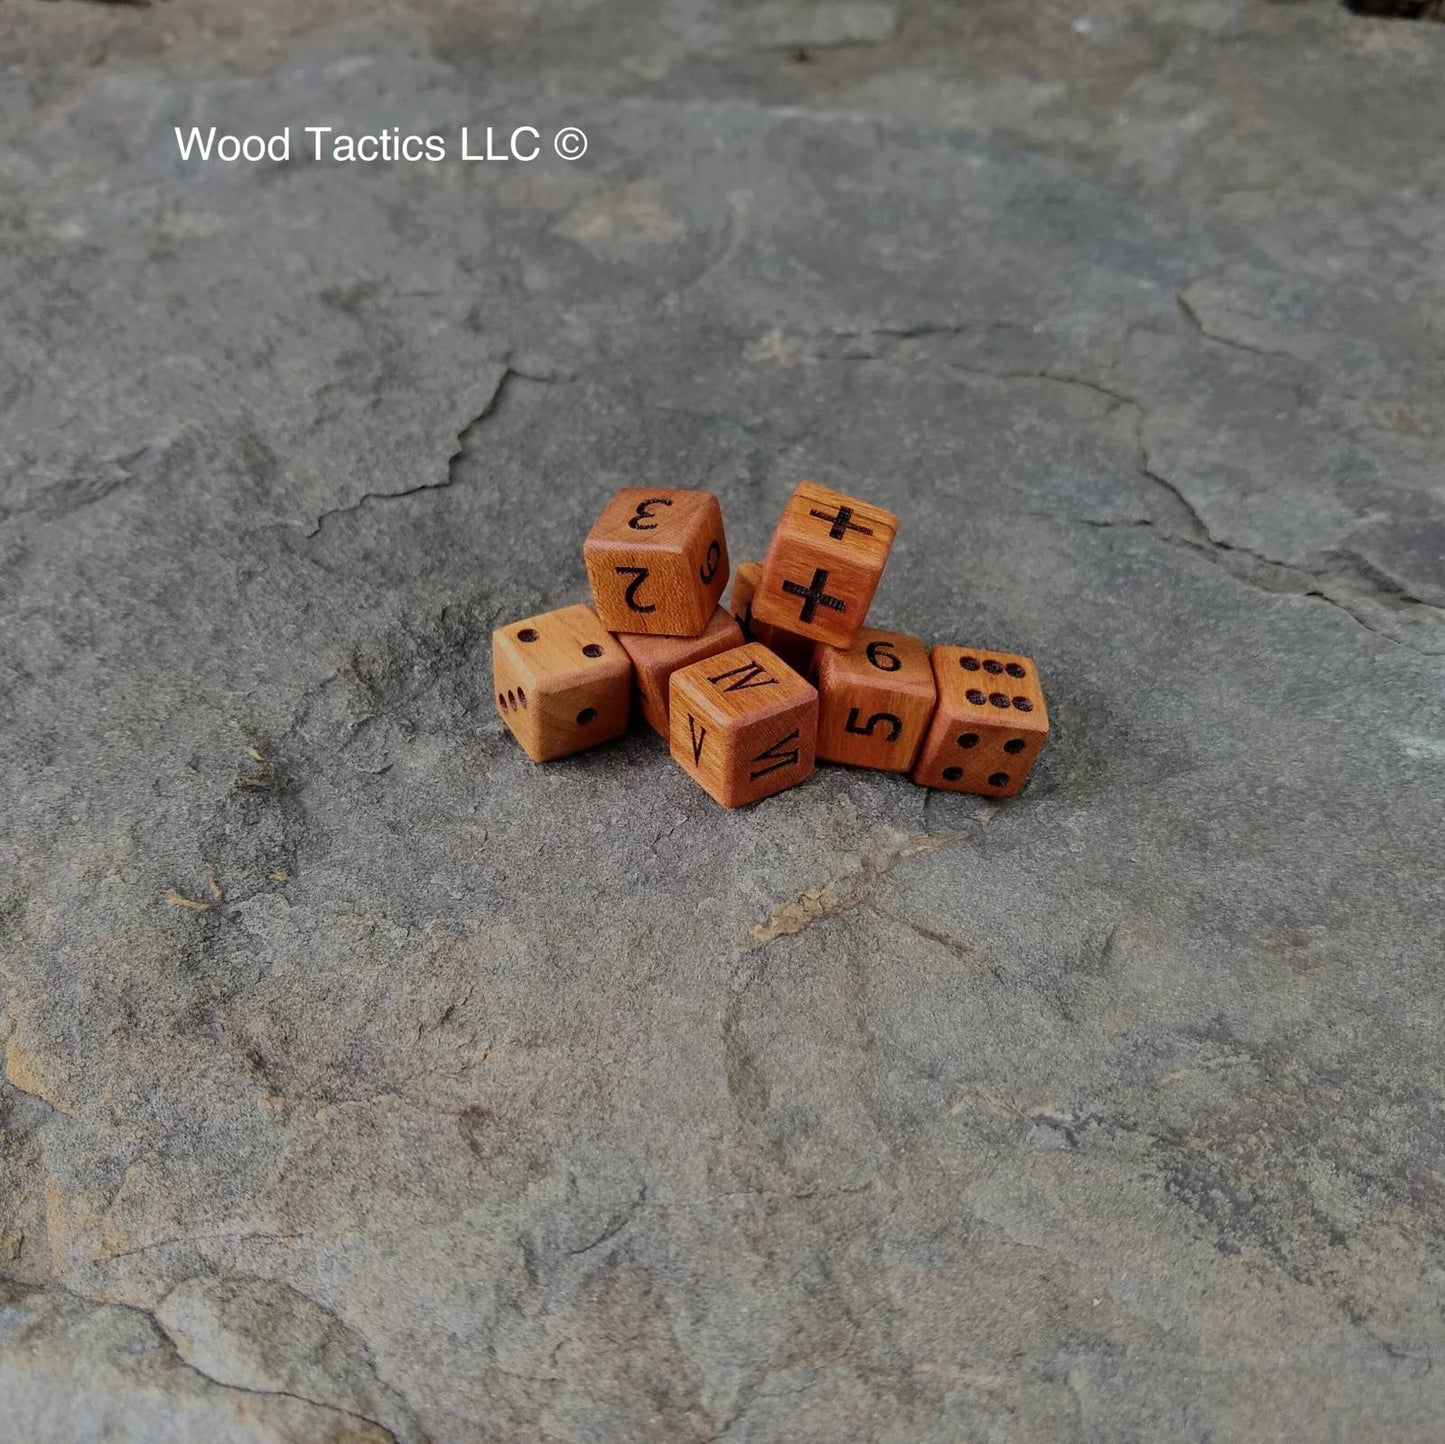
[2,2,1443,1440]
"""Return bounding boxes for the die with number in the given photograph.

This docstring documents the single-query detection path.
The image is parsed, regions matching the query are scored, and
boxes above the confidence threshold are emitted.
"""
[584,487,729,637]
[815,627,937,773]
[668,642,818,807]
[616,605,745,736]
[492,604,633,762]
[911,646,1048,797]
[728,561,817,678]
[751,481,898,649]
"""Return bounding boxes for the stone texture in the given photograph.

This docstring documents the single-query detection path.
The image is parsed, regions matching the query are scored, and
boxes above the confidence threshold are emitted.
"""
[1,2,1443,1440]
[0,1278,391,1443]
[155,1276,424,1444]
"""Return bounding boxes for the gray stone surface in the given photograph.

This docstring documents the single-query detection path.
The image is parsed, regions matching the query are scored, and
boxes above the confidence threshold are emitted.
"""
[1,2,1442,1440]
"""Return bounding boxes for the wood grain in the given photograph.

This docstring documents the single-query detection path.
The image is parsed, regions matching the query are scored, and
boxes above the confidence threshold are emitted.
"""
[584,487,730,636]
[751,481,898,649]
[492,603,633,762]
[615,605,744,735]
[911,645,1049,797]
[728,560,818,677]
[668,641,818,807]
[815,626,937,773]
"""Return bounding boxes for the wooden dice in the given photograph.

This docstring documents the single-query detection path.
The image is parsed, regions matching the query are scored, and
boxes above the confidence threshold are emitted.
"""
[492,604,633,762]
[584,488,729,637]
[616,606,745,735]
[912,646,1049,797]
[815,627,936,773]
[668,642,817,807]
[728,561,817,678]
[751,481,898,649]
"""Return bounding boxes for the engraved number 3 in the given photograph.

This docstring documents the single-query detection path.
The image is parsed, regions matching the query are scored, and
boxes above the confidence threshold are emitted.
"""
[628,497,674,531]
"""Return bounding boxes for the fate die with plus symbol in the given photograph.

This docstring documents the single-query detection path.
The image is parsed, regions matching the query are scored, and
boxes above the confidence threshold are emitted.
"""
[751,481,898,649]
[668,642,818,808]
[815,627,937,773]
[492,604,633,762]
[911,646,1049,797]
[728,561,817,679]
[615,605,744,736]
[584,487,729,637]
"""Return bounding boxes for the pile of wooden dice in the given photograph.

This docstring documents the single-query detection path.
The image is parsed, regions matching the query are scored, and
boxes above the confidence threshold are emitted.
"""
[491,481,1049,808]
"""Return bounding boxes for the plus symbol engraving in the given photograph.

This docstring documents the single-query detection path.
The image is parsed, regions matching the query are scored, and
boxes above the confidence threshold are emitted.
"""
[781,567,846,623]
[808,505,873,541]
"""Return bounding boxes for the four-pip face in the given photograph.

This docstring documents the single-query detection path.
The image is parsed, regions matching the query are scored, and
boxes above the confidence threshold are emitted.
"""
[751,481,898,650]
[583,487,730,637]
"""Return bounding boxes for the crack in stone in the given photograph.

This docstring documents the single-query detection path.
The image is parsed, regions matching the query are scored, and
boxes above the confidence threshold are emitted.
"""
[813,328,1442,652]
[101,1229,312,1263]
[744,826,973,948]
[1084,476,1445,653]
[0,1272,403,1442]
[866,903,1005,983]
[305,365,541,538]
[159,1340,403,1444]
[563,1184,649,1257]
[935,358,1143,414]
[156,1275,425,1442]
[1177,289,1306,364]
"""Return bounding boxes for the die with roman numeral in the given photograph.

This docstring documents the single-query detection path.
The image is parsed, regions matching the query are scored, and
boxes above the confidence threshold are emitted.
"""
[911,646,1049,797]
[750,481,898,649]
[815,627,936,773]
[584,487,730,637]
[668,642,818,807]
[615,605,744,736]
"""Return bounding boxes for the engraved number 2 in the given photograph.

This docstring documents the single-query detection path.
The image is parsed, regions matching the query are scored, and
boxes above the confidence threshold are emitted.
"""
[617,566,656,613]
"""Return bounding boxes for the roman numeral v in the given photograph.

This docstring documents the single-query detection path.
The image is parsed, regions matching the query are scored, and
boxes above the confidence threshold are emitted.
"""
[688,714,708,764]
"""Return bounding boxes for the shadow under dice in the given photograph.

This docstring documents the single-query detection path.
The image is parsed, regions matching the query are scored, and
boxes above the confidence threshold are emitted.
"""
[668,642,818,807]
[751,480,898,649]
[492,603,633,761]
[912,646,1049,797]
[584,487,729,637]
[816,627,937,773]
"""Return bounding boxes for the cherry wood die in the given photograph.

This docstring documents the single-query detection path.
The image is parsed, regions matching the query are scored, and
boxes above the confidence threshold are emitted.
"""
[728,561,817,678]
[584,487,729,637]
[911,646,1049,797]
[668,642,818,808]
[615,606,744,735]
[492,604,633,762]
[815,627,937,773]
[751,481,898,649]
